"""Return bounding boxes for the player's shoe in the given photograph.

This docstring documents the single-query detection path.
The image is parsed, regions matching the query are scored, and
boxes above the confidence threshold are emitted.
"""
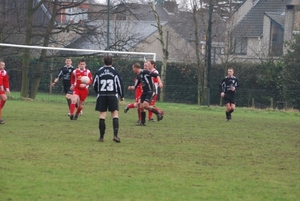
[0,119,5,124]
[137,122,146,126]
[68,113,71,116]
[98,137,104,142]
[113,136,121,143]
[148,118,155,122]
[124,107,129,113]
[70,114,74,120]
[156,111,164,122]
[74,115,79,120]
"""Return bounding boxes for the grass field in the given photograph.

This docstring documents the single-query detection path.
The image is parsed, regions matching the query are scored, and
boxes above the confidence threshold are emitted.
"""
[0,93,300,201]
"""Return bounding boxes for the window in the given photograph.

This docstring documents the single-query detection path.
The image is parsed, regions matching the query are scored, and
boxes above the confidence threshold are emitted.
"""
[232,37,247,54]
[65,7,88,23]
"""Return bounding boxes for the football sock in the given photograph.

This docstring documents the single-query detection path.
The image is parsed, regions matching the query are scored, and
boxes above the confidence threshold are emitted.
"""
[76,107,82,115]
[112,118,119,137]
[99,118,106,138]
[70,103,76,115]
[75,102,79,108]
[138,108,141,121]
[229,109,234,113]
[127,103,135,109]
[1,100,6,109]
[150,108,159,115]
[141,112,146,124]
[226,111,230,119]
[148,110,153,120]
[67,98,71,109]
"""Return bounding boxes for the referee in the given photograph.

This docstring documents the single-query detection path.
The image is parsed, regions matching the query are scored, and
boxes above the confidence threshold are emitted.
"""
[93,55,124,143]
[219,68,239,121]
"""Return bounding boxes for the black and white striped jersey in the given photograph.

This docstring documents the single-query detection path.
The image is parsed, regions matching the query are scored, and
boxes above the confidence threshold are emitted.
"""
[219,76,239,94]
[134,69,159,94]
[55,65,74,85]
[93,66,124,98]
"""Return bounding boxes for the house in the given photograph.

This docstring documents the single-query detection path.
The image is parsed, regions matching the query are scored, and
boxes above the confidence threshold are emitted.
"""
[62,1,226,63]
[227,0,298,62]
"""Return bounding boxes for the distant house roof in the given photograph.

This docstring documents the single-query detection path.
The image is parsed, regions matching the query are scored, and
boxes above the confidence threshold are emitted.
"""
[232,0,292,37]
[61,20,168,55]
[265,12,285,28]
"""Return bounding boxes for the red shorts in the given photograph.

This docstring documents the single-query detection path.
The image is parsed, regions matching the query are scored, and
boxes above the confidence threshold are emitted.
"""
[150,94,157,106]
[73,88,89,102]
[135,91,142,103]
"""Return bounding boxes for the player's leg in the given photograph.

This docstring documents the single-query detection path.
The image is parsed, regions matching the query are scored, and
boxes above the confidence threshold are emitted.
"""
[139,94,147,126]
[69,92,79,120]
[148,94,157,122]
[74,90,88,119]
[108,96,121,142]
[143,92,163,122]
[0,93,7,124]
[96,96,107,142]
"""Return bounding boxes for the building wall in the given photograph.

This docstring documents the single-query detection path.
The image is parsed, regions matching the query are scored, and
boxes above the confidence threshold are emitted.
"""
[132,24,196,62]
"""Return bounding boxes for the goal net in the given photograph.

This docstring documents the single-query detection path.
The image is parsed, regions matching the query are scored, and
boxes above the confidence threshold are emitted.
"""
[0,43,156,102]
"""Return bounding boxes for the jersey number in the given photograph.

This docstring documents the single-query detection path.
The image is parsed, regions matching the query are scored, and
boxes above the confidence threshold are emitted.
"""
[100,79,114,91]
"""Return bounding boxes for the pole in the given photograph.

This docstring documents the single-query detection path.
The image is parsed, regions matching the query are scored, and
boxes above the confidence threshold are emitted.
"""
[106,0,110,50]
[207,0,213,107]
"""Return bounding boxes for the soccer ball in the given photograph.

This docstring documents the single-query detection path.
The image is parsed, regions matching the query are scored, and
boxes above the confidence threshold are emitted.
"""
[81,76,90,84]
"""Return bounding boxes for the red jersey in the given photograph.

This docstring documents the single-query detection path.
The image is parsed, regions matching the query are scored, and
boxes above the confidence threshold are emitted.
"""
[0,70,10,91]
[71,68,93,90]
[151,69,159,94]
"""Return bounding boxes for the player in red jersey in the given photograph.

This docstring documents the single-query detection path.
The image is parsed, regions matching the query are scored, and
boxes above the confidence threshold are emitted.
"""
[69,59,93,120]
[147,60,159,122]
[0,61,10,124]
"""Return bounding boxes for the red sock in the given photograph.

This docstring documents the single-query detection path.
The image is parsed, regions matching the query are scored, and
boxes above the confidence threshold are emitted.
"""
[127,103,135,109]
[70,103,76,115]
[1,100,6,109]
[76,107,82,115]
[148,110,153,120]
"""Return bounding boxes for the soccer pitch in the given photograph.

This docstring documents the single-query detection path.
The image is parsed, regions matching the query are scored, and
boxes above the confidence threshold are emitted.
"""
[0,97,299,201]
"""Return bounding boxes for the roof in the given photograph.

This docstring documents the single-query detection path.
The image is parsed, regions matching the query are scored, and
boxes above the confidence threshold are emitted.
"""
[232,0,292,37]
[62,20,168,55]
[265,12,285,28]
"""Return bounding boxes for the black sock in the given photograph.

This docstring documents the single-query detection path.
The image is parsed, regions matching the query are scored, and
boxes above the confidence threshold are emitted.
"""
[67,98,71,109]
[150,108,159,115]
[226,111,230,118]
[113,118,119,137]
[229,109,234,113]
[99,119,105,138]
[141,112,146,124]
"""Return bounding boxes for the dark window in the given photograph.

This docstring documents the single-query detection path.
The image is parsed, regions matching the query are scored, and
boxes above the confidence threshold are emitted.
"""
[232,37,247,54]
[269,21,284,56]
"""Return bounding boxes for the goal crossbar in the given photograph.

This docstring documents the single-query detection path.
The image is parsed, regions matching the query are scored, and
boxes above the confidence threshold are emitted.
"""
[0,43,156,61]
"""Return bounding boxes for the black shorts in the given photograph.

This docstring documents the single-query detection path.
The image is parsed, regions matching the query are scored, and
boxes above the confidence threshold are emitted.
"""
[95,95,119,112]
[141,92,153,103]
[224,93,236,104]
[63,84,73,94]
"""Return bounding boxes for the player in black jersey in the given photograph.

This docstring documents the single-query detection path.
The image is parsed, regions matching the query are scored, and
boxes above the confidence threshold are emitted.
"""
[93,55,124,143]
[52,58,76,115]
[219,68,239,121]
[128,62,164,126]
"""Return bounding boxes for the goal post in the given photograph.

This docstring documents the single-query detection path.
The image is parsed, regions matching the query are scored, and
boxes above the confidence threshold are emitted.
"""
[0,42,156,101]
[0,43,156,61]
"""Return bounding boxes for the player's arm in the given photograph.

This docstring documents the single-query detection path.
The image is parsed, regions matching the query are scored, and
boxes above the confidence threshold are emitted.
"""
[93,74,99,93]
[115,73,125,100]
[219,78,226,97]
[70,71,76,90]
[3,72,10,93]
[52,68,63,86]
[87,71,93,85]
[0,75,3,92]
[156,76,163,88]
[128,78,140,90]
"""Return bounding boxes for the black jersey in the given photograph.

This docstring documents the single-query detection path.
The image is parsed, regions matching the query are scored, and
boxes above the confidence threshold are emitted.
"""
[219,76,239,94]
[56,65,74,85]
[134,69,158,94]
[93,66,124,98]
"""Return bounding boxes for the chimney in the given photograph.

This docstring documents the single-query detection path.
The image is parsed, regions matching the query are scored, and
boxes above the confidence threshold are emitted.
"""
[164,0,178,13]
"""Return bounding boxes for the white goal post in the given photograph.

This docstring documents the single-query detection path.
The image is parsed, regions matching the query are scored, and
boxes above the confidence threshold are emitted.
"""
[0,43,156,61]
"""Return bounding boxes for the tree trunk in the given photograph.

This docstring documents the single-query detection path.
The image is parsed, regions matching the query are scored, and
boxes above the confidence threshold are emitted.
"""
[30,0,58,99]
[21,0,34,98]
[151,2,168,102]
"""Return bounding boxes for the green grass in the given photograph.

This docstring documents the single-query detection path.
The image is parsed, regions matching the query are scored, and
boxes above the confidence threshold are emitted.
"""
[0,94,300,201]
